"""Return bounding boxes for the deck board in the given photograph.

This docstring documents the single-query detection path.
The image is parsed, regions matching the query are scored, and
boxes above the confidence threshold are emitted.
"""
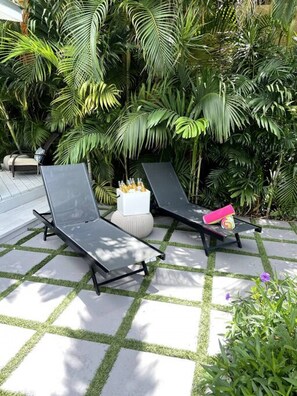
[0,170,43,200]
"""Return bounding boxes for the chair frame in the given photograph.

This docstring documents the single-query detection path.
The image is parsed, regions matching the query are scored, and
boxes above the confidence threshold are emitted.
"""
[142,162,262,256]
[33,164,164,295]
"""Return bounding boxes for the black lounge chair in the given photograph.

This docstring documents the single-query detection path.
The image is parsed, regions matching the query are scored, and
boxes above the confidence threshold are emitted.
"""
[33,163,164,295]
[142,162,261,256]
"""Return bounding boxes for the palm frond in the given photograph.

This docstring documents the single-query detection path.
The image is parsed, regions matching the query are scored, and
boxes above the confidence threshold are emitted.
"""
[80,80,120,112]
[126,0,177,77]
[63,0,111,85]
[174,116,208,139]
[276,163,297,210]
[94,180,116,205]
[51,85,84,124]
[55,122,108,164]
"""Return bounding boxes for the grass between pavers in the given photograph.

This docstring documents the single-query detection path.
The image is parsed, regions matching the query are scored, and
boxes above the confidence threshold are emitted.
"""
[0,221,296,395]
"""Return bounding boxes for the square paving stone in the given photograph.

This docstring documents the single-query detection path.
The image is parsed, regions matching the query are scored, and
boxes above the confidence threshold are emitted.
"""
[91,267,143,292]
[215,252,263,276]
[34,255,89,282]
[101,348,195,396]
[207,310,232,356]
[0,277,17,294]
[176,222,197,231]
[0,250,48,275]
[170,230,207,247]
[153,216,173,226]
[147,268,205,301]
[164,245,207,269]
[261,228,297,241]
[145,227,168,241]
[212,276,254,306]
[22,233,65,250]
[221,238,259,255]
[270,258,297,280]
[127,299,201,351]
[54,290,134,335]
[262,241,297,260]
[256,218,291,228]
[0,281,71,322]
[1,333,107,396]
[5,230,33,245]
[0,324,35,370]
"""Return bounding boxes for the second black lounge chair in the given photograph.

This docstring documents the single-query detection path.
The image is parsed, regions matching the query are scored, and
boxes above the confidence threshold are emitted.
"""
[142,162,261,256]
[33,163,164,295]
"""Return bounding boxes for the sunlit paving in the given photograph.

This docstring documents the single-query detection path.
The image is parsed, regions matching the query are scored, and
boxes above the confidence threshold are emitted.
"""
[0,0,297,394]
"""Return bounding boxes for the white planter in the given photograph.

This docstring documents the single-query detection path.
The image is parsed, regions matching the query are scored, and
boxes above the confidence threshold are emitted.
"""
[116,188,151,216]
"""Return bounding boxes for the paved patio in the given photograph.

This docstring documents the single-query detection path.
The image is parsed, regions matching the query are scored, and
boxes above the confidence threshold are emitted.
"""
[0,211,296,395]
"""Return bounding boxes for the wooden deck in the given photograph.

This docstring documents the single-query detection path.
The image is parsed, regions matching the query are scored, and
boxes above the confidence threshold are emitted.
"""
[0,170,43,201]
[0,170,49,241]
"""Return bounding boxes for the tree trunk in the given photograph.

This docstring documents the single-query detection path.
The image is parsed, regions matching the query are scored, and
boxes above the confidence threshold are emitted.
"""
[0,102,22,153]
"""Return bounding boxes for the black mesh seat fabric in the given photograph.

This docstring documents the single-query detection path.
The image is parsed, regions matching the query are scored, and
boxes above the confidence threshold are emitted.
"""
[34,163,164,294]
[142,162,261,256]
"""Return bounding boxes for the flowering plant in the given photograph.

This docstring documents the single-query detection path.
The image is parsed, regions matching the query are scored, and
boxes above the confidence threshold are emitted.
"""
[202,274,297,395]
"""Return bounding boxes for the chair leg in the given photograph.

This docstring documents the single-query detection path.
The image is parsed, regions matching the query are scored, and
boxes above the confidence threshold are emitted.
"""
[143,262,149,276]
[90,262,149,296]
[90,266,101,296]
[200,232,209,256]
[43,226,48,241]
[235,233,242,248]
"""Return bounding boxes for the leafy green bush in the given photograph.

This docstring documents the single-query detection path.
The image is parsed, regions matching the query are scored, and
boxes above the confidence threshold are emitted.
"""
[203,274,297,395]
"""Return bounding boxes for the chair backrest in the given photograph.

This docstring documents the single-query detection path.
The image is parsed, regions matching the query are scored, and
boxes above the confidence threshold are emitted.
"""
[41,163,100,227]
[142,162,189,207]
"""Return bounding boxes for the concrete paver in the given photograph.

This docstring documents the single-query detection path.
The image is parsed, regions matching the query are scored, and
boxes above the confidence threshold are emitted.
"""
[0,213,294,396]
[145,227,168,241]
[127,299,201,351]
[256,219,292,228]
[262,240,297,260]
[34,255,89,282]
[164,245,208,268]
[212,276,254,306]
[0,277,17,293]
[0,250,48,275]
[270,258,297,279]
[1,333,107,396]
[215,252,263,276]
[208,310,232,356]
[261,228,297,241]
[170,230,205,247]
[22,233,65,250]
[0,324,35,370]
[147,267,205,301]
[54,290,134,335]
[101,348,195,396]
[0,281,71,322]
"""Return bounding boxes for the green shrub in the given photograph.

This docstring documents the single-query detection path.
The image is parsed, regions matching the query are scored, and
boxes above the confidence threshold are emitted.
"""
[203,274,297,395]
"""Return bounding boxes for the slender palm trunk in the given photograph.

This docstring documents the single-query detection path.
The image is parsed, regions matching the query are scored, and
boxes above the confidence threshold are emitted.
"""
[0,102,22,152]
[266,152,283,217]
[86,153,92,181]
[189,136,202,204]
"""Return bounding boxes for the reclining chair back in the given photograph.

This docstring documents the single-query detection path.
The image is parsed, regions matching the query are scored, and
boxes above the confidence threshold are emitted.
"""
[142,162,189,208]
[41,164,100,228]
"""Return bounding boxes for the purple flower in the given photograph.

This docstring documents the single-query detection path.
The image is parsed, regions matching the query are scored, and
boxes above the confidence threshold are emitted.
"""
[225,292,231,301]
[260,272,270,283]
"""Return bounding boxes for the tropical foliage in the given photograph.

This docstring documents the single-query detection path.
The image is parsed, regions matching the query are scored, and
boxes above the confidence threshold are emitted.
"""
[202,274,297,395]
[0,0,296,216]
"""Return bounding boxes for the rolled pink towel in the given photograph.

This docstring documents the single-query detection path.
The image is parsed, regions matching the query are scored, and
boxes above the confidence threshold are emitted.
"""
[203,204,235,225]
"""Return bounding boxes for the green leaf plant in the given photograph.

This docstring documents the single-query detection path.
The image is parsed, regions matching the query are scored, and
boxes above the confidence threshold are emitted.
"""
[201,273,297,395]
